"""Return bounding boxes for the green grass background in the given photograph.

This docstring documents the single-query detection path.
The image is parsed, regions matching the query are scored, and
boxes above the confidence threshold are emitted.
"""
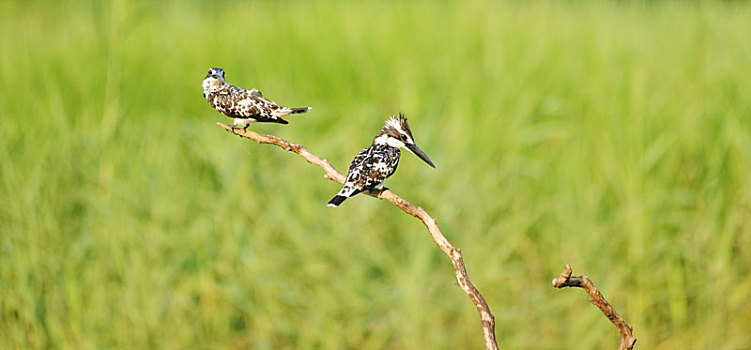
[2,0,751,348]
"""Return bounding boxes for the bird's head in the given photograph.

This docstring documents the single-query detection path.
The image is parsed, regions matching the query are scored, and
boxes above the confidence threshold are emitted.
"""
[375,114,436,168]
[203,67,226,88]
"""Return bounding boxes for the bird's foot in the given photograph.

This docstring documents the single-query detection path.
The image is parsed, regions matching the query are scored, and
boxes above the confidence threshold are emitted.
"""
[368,186,389,194]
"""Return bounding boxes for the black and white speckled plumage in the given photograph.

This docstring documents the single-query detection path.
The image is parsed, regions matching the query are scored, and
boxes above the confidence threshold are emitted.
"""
[328,114,435,207]
[333,143,401,202]
[202,67,311,128]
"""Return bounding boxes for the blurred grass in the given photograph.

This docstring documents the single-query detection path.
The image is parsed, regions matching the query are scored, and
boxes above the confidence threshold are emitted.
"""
[1,0,751,348]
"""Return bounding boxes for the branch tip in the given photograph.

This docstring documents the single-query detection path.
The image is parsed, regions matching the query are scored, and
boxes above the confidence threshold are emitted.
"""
[552,264,636,350]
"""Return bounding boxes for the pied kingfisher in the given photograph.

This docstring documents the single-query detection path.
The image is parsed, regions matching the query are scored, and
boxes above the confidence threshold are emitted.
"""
[202,67,311,129]
[328,114,436,207]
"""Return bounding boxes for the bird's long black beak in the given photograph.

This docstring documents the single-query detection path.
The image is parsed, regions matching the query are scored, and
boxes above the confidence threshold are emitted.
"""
[406,143,436,168]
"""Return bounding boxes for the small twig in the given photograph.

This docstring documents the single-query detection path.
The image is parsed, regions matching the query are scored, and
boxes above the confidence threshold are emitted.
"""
[218,123,498,350]
[552,264,636,350]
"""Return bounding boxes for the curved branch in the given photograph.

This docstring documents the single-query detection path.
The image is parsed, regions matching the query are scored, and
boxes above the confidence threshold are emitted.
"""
[218,123,498,350]
[552,264,636,350]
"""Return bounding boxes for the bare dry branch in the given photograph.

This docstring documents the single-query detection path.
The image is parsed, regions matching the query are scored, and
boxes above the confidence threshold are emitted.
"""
[218,123,498,350]
[552,264,636,350]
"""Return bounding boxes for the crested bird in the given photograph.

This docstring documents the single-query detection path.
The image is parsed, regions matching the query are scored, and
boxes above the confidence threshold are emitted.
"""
[328,114,436,207]
[202,67,311,129]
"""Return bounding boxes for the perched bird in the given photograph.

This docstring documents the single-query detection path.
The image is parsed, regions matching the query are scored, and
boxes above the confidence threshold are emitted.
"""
[202,67,311,129]
[328,114,436,207]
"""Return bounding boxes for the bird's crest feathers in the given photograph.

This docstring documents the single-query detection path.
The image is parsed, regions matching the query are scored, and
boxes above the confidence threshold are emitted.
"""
[377,113,415,146]
[383,114,412,137]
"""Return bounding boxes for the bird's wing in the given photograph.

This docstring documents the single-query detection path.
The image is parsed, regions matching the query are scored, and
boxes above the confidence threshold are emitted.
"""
[339,146,373,194]
[217,86,284,121]
[347,146,371,173]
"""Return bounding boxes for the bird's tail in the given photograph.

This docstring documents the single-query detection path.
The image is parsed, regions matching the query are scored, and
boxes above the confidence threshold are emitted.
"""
[273,107,312,118]
[327,187,361,207]
[289,107,312,114]
[327,195,348,207]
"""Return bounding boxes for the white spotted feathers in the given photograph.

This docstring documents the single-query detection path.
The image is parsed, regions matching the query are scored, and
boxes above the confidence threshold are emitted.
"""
[328,114,435,207]
[202,67,311,129]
